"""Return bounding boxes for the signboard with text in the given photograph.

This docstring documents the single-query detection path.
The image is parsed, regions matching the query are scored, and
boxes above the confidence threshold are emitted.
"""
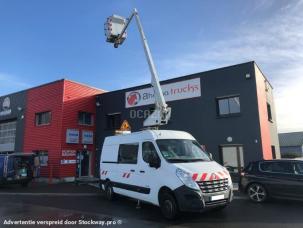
[82,130,93,144]
[125,78,201,108]
[66,129,79,144]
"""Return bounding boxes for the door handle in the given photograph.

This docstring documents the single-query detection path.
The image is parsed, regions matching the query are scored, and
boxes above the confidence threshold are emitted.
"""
[139,170,145,173]
[130,169,135,172]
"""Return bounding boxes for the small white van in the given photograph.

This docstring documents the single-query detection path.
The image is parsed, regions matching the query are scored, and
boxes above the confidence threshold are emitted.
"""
[100,130,233,219]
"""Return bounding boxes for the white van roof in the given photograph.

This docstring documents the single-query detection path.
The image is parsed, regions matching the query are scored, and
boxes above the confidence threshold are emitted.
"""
[104,130,195,145]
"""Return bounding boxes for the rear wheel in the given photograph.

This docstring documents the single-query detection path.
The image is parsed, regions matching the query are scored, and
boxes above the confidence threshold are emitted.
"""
[104,181,115,201]
[159,192,178,220]
[247,183,267,203]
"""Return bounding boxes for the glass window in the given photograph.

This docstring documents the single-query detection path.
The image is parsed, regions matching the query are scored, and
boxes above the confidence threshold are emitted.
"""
[217,96,240,116]
[156,139,211,163]
[218,99,229,115]
[260,162,294,174]
[267,103,272,121]
[33,150,48,166]
[78,112,93,125]
[295,163,303,174]
[35,112,51,126]
[142,142,158,163]
[106,113,121,130]
[118,144,138,164]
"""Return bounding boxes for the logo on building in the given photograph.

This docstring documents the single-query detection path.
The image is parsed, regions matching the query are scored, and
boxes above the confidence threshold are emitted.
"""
[0,97,12,116]
[127,92,141,106]
[125,78,201,108]
[2,97,10,110]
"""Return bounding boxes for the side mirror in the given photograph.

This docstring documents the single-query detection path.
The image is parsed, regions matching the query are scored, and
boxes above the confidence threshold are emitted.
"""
[148,155,161,169]
[209,153,213,160]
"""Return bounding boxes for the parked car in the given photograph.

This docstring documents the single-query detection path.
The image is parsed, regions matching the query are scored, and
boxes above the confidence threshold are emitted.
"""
[100,130,233,219]
[0,153,35,187]
[239,159,303,202]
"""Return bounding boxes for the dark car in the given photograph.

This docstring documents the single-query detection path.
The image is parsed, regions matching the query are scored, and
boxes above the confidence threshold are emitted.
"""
[239,159,303,203]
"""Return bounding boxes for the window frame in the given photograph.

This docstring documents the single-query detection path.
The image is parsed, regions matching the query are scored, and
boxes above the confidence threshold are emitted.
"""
[259,161,295,174]
[78,111,94,126]
[142,141,160,164]
[267,102,273,122]
[118,143,139,164]
[33,150,48,167]
[216,95,241,117]
[35,111,51,126]
[106,113,121,130]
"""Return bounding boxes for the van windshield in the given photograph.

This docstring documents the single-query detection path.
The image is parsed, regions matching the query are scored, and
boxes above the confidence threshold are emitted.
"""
[156,139,211,163]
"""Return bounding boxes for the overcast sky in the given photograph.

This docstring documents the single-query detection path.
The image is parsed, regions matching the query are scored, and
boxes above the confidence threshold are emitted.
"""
[0,0,302,133]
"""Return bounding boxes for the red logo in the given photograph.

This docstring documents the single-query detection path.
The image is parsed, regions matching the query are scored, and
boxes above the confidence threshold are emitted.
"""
[127,92,141,106]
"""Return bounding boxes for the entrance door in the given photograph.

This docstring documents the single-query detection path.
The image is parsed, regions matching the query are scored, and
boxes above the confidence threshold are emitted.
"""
[220,145,244,181]
[76,151,90,177]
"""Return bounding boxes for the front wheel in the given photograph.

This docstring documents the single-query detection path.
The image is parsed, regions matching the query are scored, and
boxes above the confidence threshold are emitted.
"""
[159,192,178,220]
[247,183,267,203]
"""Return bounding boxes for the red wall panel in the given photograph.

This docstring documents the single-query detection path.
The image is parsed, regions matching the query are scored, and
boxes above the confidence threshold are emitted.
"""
[60,80,103,177]
[23,81,64,177]
[23,79,104,178]
[255,67,272,159]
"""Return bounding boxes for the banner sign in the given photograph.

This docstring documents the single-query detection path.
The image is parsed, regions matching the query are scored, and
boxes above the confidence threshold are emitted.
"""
[125,78,201,108]
[82,130,93,145]
[66,129,79,144]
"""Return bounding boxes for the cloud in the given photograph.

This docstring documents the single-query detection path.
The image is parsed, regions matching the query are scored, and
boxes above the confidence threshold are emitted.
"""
[0,73,32,95]
[157,1,303,133]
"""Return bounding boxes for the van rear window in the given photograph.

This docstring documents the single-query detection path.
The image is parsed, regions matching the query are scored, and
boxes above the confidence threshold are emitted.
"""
[118,144,138,164]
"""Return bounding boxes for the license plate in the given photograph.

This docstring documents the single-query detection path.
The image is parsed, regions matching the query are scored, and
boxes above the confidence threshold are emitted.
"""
[211,194,224,201]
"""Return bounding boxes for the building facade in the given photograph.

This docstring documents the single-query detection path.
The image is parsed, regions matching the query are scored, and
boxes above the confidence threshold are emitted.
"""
[279,132,303,158]
[0,79,103,181]
[95,62,280,178]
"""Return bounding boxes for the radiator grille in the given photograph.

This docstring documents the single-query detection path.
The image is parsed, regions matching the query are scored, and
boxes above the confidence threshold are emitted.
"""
[197,178,229,193]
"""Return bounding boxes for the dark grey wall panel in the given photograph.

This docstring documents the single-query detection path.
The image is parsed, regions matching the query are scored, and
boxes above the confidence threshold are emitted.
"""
[0,91,27,152]
[95,62,268,176]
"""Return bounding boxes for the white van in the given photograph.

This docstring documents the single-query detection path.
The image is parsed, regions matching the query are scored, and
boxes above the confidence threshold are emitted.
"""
[100,130,233,219]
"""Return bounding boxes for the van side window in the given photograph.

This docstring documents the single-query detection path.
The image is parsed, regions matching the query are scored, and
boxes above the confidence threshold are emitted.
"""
[118,144,138,164]
[142,142,158,163]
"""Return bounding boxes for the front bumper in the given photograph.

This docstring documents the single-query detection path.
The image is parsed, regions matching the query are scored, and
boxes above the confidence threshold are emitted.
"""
[173,185,233,212]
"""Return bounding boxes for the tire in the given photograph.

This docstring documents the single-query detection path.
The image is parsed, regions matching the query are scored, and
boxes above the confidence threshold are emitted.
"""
[159,192,178,220]
[247,183,267,203]
[104,181,115,201]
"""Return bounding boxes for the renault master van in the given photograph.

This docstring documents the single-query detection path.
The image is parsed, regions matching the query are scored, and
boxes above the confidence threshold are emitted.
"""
[100,130,233,219]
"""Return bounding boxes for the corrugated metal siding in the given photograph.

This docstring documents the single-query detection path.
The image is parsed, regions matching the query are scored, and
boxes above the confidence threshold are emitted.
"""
[23,81,64,177]
[60,80,103,177]
[279,132,303,147]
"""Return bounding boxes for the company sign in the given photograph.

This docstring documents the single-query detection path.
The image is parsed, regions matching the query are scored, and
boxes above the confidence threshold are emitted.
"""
[60,159,77,165]
[125,78,201,108]
[82,130,93,145]
[66,129,79,144]
[62,150,76,157]
[0,97,12,116]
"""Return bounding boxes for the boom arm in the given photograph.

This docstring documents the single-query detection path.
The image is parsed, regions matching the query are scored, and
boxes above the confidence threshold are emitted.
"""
[113,9,171,127]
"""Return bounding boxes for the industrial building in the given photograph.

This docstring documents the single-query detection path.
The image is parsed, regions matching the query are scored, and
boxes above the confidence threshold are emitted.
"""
[0,79,103,181]
[0,61,280,180]
[279,132,303,158]
[96,61,280,178]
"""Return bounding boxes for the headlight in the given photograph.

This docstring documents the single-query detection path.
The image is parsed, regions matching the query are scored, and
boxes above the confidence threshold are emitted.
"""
[176,168,200,191]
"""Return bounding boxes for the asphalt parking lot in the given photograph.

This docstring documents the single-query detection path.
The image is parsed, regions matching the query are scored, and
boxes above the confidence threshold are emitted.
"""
[0,183,303,228]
